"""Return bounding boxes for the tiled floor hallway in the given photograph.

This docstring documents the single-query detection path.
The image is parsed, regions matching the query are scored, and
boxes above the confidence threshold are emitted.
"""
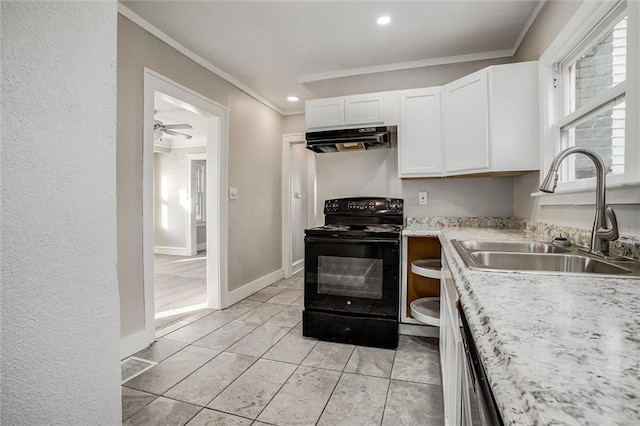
[122,272,444,425]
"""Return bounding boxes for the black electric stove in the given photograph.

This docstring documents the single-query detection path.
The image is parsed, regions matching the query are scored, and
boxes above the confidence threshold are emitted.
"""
[303,197,403,349]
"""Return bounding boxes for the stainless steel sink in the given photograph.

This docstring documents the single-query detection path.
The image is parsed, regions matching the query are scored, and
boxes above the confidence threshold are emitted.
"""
[469,252,630,275]
[457,240,569,254]
[451,239,640,278]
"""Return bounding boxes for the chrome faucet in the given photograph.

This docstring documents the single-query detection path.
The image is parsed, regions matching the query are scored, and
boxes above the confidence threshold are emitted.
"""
[539,147,619,257]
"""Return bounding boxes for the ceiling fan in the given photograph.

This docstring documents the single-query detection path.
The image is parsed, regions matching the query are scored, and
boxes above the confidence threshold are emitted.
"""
[154,120,192,139]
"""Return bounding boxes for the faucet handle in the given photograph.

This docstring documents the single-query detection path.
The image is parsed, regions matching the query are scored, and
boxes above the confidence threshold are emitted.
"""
[596,206,619,242]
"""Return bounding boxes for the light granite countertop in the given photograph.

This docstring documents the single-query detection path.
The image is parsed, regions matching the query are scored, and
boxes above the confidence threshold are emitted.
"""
[404,225,640,425]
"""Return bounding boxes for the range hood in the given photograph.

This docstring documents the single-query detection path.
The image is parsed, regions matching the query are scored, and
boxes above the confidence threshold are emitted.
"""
[305,126,393,154]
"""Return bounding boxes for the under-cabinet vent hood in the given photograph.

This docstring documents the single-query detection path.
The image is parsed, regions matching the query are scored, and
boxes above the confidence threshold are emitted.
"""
[305,126,393,154]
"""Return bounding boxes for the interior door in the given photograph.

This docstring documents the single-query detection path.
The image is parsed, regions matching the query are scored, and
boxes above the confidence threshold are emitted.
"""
[290,143,309,272]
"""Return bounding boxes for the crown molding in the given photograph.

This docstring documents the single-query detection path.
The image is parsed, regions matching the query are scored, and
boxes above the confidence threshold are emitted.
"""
[511,0,547,57]
[297,49,514,83]
[117,3,284,115]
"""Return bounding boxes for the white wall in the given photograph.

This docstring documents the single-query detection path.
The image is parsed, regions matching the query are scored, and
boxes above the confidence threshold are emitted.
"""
[154,148,205,251]
[1,1,121,423]
[315,146,514,219]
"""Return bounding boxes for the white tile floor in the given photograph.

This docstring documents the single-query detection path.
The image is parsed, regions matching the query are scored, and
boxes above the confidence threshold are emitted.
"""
[122,272,444,425]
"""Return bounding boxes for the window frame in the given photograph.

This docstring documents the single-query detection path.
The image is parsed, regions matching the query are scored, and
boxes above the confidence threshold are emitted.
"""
[534,0,640,206]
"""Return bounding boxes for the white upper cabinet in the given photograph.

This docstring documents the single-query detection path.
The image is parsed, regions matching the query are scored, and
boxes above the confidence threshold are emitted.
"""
[305,97,345,130]
[444,71,490,174]
[444,61,539,175]
[305,92,399,130]
[398,87,444,177]
[344,93,385,125]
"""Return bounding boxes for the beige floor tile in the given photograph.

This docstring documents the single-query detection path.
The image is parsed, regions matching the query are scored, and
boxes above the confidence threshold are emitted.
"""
[207,359,296,419]
[165,352,257,406]
[265,306,302,328]
[164,313,234,344]
[123,396,200,426]
[265,289,303,305]
[391,335,441,385]
[121,387,157,422]
[344,346,396,378]
[318,373,389,426]
[302,341,355,371]
[257,366,341,425]
[133,338,189,363]
[226,323,291,357]
[192,321,259,351]
[262,328,318,364]
[382,380,444,425]
[235,302,285,325]
[124,346,219,395]
[186,408,252,425]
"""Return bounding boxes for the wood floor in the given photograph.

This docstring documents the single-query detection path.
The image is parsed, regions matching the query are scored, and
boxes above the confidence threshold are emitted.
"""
[155,252,207,330]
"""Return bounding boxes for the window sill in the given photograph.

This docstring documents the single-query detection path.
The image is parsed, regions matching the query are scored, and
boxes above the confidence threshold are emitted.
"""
[531,180,640,206]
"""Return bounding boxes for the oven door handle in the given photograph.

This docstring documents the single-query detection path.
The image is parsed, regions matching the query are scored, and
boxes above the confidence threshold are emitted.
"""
[305,237,399,245]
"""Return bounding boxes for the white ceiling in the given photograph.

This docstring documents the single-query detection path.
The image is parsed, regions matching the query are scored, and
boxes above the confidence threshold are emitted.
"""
[121,1,542,115]
[154,92,209,148]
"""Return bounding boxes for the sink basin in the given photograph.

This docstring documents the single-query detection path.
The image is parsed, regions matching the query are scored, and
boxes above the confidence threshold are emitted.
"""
[457,240,569,253]
[451,239,640,277]
[469,252,631,275]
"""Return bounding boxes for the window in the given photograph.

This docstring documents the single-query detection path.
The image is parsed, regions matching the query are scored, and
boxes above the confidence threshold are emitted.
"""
[556,10,627,183]
[538,0,639,205]
[195,163,205,222]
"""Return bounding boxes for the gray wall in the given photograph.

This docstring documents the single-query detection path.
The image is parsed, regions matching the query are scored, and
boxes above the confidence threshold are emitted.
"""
[1,1,121,423]
[513,0,640,236]
[315,147,514,219]
[118,15,283,337]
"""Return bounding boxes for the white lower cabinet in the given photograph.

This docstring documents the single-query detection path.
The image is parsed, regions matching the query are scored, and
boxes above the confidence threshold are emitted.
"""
[440,252,465,426]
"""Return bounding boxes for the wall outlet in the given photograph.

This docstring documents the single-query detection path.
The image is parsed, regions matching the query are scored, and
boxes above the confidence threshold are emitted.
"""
[229,187,238,200]
[418,191,428,205]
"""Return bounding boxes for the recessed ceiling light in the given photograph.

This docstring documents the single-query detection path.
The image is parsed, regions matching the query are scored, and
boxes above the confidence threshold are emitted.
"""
[287,96,300,102]
[377,15,391,26]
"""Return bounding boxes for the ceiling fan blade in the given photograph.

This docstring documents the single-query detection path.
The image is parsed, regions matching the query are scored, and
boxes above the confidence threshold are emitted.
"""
[162,124,192,130]
[163,129,192,139]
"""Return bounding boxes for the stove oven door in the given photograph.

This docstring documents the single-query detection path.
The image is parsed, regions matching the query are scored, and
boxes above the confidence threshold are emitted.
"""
[304,236,399,319]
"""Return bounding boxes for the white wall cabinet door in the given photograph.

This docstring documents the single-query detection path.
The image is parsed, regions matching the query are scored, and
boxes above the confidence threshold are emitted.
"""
[344,93,385,126]
[444,71,490,174]
[398,88,444,177]
[305,97,345,130]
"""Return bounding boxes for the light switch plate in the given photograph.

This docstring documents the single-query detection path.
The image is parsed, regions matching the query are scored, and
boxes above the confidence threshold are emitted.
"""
[419,191,428,205]
[229,187,238,200]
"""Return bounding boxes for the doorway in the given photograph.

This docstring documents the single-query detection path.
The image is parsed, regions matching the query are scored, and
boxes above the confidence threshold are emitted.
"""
[152,94,210,328]
[282,133,316,278]
[140,69,229,351]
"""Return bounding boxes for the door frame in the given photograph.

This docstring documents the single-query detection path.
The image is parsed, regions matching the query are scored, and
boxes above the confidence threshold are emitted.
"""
[281,133,315,278]
[186,153,207,256]
[142,68,229,347]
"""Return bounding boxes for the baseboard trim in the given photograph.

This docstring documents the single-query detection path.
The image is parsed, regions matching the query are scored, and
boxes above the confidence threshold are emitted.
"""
[291,259,304,275]
[197,243,207,251]
[400,323,439,338]
[226,268,284,306]
[154,246,190,256]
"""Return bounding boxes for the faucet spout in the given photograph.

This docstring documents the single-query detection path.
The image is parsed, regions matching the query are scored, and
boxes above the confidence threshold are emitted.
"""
[538,147,618,256]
